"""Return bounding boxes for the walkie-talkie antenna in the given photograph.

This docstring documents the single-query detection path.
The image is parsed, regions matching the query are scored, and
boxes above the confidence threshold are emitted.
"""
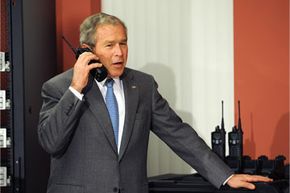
[62,36,77,55]
[238,100,242,130]
[221,100,225,130]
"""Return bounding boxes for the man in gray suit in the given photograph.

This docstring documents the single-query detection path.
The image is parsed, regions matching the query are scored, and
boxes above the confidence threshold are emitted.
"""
[38,12,271,193]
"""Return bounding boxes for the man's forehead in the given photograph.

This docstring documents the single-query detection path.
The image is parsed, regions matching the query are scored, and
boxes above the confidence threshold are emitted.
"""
[95,24,127,41]
[96,24,125,34]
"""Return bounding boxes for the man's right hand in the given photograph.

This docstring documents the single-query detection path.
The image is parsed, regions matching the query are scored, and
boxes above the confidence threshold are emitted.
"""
[70,52,102,93]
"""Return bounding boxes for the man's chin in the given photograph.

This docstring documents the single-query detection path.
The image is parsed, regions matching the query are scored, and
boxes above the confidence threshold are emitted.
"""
[108,69,124,78]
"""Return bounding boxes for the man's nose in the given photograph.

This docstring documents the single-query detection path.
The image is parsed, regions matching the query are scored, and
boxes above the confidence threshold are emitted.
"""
[114,44,123,56]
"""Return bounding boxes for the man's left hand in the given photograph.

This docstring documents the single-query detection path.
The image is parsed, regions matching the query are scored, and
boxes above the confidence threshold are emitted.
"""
[227,174,273,190]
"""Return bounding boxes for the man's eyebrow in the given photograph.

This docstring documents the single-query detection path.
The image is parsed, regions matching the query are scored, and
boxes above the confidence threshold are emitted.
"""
[104,38,127,44]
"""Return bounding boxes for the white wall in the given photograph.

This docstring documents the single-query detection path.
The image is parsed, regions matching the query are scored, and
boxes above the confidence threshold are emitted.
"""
[102,0,234,176]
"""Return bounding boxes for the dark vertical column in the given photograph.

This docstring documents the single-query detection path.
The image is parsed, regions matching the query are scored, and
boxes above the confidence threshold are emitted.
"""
[9,0,25,192]
[22,0,57,192]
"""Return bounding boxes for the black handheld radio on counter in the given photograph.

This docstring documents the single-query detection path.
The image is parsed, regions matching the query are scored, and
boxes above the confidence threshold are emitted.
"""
[228,100,243,160]
[211,101,226,160]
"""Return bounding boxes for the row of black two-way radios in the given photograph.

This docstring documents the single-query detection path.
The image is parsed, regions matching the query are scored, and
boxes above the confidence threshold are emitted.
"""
[211,100,243,161]
[211,101,287,179]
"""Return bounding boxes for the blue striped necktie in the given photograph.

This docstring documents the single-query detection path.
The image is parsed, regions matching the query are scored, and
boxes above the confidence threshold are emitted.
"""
[105,79,119,146]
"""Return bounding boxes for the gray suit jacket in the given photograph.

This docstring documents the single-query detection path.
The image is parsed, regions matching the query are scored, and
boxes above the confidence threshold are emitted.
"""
[38,68,233,193]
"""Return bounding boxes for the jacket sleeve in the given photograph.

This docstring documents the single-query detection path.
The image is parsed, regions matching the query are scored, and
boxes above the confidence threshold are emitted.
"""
[150,80,233,188]
[38,80,85,157]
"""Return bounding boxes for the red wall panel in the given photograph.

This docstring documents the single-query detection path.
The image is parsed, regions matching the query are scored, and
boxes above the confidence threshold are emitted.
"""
[56,0,101,71]
[234,0,289,162]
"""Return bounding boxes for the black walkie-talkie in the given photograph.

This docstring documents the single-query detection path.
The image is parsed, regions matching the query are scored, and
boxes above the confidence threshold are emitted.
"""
[228,101,243,159]
[62,36,107,82]
[211,101,226,160]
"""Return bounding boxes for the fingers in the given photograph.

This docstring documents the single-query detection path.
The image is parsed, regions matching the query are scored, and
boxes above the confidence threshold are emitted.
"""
[244,174,273,182]
[238,181,255,190]
[78,52,101,66]
[71,52,102,92]
[76,52,103,71]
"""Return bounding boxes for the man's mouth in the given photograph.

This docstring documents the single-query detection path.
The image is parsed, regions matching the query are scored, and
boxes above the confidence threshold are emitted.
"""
[112,61,123,66]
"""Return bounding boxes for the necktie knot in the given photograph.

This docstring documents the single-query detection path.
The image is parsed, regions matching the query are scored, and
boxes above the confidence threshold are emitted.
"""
[106,78,114,88]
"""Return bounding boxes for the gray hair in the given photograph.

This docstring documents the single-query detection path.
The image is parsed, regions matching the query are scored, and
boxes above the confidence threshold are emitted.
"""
[79,12,127,47]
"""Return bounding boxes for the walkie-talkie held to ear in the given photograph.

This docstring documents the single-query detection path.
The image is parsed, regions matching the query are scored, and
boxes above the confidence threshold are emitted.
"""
[75,47,108,82]
[62,36,108,82]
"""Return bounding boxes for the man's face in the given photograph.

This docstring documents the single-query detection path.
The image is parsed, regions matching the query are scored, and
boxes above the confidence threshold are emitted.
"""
[93,24,128,78]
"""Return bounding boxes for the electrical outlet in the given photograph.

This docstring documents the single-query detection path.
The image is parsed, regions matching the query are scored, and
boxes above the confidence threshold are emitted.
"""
[0,52,10,72]
[0,128,7,148]
[0,90,6,110]
[0,90,10,110]
[0,167,7,187]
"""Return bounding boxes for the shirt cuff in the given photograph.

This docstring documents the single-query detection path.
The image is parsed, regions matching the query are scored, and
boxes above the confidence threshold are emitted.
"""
[223,174,234,186]
[69,86,84,101]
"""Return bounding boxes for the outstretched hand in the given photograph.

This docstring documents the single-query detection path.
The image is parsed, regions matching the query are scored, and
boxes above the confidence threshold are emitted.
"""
[227,174,273,190]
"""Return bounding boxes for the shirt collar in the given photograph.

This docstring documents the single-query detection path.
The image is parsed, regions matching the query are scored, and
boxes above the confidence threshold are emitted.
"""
[98,77,121,88]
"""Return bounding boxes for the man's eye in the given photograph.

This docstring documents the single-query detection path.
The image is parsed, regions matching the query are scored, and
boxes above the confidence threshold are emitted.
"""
[105,44,113,47]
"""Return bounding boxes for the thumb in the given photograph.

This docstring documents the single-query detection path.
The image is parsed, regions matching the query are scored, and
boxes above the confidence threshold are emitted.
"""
[241,181,255,190]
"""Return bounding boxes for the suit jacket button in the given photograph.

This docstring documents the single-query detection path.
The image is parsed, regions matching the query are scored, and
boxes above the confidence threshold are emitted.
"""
[113,187,118,192]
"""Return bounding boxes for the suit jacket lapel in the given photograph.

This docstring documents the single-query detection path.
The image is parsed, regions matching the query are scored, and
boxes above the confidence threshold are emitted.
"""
[119,69,139,161]
[84,78,118,154]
